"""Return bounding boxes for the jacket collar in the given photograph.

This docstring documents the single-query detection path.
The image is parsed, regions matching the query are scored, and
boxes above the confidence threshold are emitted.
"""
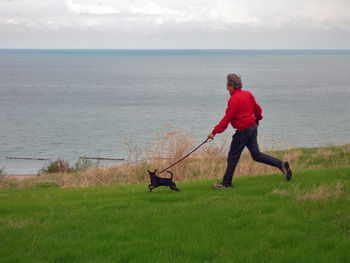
[230,88,242,96]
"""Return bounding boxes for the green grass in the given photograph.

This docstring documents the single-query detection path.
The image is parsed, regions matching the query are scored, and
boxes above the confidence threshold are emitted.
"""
[1,167,350,263]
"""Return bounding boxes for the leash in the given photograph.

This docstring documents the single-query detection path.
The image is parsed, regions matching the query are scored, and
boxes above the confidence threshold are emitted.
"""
[157,138,212,175]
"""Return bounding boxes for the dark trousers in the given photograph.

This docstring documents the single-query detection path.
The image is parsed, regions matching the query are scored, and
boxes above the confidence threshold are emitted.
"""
[222,125,283,186]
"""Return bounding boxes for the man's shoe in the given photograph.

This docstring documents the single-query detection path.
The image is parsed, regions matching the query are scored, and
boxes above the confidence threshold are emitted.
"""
[281,161,292,181]
[212,183,232,189]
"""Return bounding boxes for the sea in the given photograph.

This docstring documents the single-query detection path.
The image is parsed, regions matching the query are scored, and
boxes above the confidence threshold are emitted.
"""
[1,49,350,174]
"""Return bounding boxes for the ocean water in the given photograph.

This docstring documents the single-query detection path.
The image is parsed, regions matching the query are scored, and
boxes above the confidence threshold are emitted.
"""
[1,49,350,174]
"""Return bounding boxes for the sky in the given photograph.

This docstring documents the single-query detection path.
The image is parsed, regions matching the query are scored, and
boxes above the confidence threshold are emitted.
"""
[0,0,350,49]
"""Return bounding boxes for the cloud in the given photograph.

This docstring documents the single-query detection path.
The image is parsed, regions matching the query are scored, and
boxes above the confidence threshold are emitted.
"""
[60,0,350,31]
[5,19,19,25]
[65,0,120,15]
[62,0,262,28]
[251,0,350,31]
[129,3,180,17]
[1,0,350,48]
[128,1,262,28]
[2,0,349,31]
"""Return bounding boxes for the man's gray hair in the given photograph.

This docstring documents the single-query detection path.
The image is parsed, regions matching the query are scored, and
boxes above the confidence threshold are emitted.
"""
[227,74,242,89]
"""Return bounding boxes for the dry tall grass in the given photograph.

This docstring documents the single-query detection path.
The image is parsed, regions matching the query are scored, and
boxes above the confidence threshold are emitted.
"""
[2,127,350,189]
[29,127,293,188]
[0,168,7,188]
[273,182,345,201]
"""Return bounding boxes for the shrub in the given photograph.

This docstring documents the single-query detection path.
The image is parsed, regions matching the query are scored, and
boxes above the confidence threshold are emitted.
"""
[0,167,6,176]
[73,158,93,171]
[39,158,72,174]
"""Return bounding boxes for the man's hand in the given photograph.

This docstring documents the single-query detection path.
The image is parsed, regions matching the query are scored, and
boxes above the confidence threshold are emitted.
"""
[208,133,215,140]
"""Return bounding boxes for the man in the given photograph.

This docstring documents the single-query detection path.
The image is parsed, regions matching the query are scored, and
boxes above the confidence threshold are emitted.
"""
[208,74,292,189]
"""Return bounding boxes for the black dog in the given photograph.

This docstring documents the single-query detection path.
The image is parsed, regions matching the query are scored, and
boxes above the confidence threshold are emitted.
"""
[148,169,179,192]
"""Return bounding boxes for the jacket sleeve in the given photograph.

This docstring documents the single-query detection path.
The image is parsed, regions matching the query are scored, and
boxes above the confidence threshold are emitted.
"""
[212,97,237,135]
[253,98,263,121]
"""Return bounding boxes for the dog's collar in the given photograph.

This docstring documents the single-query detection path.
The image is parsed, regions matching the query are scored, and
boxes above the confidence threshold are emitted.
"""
[151,174,157,178]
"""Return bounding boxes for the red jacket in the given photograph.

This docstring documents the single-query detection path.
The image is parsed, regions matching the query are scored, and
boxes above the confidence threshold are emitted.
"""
[212,89,263,134]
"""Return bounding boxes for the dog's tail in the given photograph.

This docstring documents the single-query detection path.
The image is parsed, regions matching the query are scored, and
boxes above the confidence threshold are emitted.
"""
[166,171,174,179]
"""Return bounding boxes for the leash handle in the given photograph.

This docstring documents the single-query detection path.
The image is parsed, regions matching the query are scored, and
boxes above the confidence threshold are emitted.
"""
[157,138,213,175]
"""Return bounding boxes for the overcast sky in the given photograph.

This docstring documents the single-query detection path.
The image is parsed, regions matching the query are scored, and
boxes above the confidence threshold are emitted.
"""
[1,0,350,49]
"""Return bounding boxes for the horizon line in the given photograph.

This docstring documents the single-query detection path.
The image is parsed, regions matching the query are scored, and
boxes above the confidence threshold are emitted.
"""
[0,48,350,51]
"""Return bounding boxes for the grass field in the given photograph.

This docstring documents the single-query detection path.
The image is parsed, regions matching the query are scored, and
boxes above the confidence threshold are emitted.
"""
[1,167,350,262]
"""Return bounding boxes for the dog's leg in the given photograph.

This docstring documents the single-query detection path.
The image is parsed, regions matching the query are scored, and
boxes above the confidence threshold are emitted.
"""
[166,171,179,192]
[169,182,180,192]
[149,184,162,192]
